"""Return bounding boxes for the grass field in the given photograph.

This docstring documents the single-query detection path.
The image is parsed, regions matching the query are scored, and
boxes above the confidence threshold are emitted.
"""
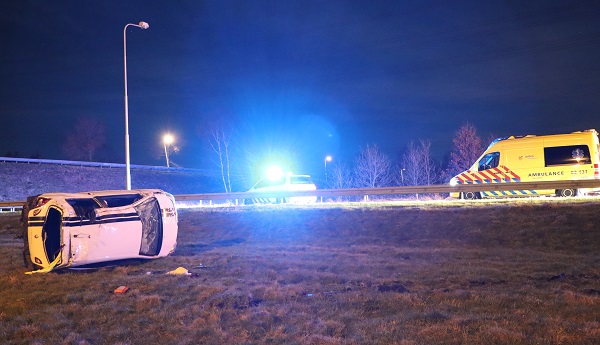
[1,199,600,344]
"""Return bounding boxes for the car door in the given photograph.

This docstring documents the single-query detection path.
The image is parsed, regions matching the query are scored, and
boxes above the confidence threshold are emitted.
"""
[67,198,105,265]
[70,198,142,265]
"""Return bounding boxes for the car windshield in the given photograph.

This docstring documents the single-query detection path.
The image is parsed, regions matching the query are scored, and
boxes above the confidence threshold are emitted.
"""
[253,176,286,189]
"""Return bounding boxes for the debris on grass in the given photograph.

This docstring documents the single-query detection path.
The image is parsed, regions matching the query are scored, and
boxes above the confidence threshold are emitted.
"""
[114,286,129,294]
[166,267,191,275]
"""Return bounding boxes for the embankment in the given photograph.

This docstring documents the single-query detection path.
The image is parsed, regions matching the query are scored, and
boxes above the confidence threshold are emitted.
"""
[0,161,217,201]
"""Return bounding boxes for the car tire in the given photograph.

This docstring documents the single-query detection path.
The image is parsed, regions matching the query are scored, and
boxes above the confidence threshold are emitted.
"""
[557,189,577,197]
[461,191,480,200]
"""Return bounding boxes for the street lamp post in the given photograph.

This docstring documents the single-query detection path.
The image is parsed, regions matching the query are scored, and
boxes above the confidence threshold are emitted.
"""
[163,134,174,168]
[321,155,333,203]
[324,155,332,182]
[124,21,149,190]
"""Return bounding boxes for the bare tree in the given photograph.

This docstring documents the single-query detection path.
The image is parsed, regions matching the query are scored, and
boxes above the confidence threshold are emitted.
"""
[420,140,437,185]
[328,161,353,189]
[443,123,484,180]
[63,117,106,161]
[353,144,393,188]
[209,128,232,193]
[402,141,421,187]
[401,140,438,186]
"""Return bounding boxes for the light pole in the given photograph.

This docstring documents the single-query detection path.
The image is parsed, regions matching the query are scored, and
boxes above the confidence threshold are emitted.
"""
[324,155,332,182]
[400,168,405,185]
[163,134,174,168]
[124,21,149,190]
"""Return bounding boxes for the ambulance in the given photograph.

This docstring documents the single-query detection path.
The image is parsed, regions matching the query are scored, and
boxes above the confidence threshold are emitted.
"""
[449,129,600,199]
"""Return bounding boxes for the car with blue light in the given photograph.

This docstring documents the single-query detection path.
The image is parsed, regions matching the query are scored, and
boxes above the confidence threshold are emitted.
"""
[246,173,318,204]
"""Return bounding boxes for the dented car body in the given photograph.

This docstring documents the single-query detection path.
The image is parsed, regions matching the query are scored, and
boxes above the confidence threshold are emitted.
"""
[23,189,178,272]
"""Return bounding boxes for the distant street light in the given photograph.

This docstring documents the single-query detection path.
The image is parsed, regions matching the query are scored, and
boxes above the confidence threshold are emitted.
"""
[124,21,149,190]
[400,168,406,185]
[324,155,332,182]
[163,134,174,167]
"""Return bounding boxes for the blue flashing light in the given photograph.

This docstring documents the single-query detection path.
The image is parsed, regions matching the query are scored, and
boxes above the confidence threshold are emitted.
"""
[266,165,284,181]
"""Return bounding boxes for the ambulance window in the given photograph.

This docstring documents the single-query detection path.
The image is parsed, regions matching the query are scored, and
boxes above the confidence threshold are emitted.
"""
[544,145,591,166]
[478,152,500,171]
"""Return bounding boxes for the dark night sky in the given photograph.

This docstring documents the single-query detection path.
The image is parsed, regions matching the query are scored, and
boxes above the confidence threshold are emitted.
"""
[1,1,600,180]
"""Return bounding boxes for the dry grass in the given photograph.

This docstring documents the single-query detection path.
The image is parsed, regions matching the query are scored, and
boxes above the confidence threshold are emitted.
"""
[1,199,600,344]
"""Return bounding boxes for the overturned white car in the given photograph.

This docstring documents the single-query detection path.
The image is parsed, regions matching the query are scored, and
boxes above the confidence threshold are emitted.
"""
[22,189,178,273]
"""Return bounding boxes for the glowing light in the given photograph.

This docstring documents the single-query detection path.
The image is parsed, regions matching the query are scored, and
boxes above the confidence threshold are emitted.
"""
[266,165,284,181]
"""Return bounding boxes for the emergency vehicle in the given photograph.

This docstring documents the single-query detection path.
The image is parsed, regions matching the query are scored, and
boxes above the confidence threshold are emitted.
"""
[449,129,600,199]
[245,174,317,204]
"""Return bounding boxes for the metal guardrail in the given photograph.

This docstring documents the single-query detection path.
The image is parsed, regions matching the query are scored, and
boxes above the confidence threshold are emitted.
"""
[0,201,23,213]
[175,179,600,202]
[0,156,209,173]
[2,180,600,210]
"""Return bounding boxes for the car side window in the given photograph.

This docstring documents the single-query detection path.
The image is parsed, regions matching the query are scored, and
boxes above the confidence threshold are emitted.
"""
[478,152,500,171]
[66,198,102,221]
[95,194,143,207]
[544,145,591,166]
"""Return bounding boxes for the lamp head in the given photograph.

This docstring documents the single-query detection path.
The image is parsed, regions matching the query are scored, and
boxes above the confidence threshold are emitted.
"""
[139,21,149,29]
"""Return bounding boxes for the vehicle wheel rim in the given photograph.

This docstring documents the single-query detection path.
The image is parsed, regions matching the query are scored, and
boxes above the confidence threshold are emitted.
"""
[463,192,476,200]
[562,189,575,197]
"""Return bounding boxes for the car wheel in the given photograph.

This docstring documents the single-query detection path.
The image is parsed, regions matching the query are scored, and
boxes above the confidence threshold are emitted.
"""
[461,191,480,200]
[557,189,577,197]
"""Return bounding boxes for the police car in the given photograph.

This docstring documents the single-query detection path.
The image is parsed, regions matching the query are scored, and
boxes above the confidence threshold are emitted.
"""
[22,189,178,273]
[246,174,318,204]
